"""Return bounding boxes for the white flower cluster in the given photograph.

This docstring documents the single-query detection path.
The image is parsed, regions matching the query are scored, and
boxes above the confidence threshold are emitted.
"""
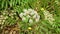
[0,15,8,25]
[43,10,55,24]
[19,9,40,23]
[3,10,16,18]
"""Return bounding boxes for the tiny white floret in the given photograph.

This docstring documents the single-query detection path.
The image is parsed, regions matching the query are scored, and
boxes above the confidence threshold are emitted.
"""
[29,19,33,23]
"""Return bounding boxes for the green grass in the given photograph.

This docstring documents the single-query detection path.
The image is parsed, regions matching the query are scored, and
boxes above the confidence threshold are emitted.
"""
[0,0,60,34]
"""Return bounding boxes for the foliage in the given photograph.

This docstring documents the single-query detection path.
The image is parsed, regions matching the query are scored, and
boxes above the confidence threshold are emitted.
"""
[0,0,60,34]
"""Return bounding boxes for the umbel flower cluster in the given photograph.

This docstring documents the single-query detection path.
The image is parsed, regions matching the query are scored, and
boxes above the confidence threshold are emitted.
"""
[0,15,8,25]
[41,8,55,24]
[43,10,55,24]
[19,9,40,23]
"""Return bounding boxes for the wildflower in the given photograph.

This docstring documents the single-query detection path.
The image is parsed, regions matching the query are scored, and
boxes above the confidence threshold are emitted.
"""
[30,11,35,15]
[22,17,26,21]
[28,9,33,12]
[29,19,33,23]
[43,10,55,24]
[34,11,38,14]
[35,15,40,22]
[4,16,8,19]
[19,9,40,23]
[19,13,24,18]
[35,19,39,22]
[28,27,32,30]
[1,22,4,25]
[23,9,29,14]
[23,13,27,16]
[0,26,3,29]
[33,15,36,19]
[26,15,30,18]
[23,9,28,13]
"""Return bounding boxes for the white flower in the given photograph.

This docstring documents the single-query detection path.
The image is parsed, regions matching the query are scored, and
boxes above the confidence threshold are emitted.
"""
[23,9,30,14]
[35,15,40,22]
[34,11,37,14]
[37,15,40,19]
[48,17,55,21]
[0,26,3,29]
[22,17,26,21]
[28,9,33,12]
[19,9,40,23]
[30,11,35,15]
[23,9,28,13]
[35,19,39,22]
[33,15,36,19]
[1,22,4,25]
[4,16,8,19]
[3,20,5,22]
[19,13,24,18]
[43,10,55,24]
[23,13,27,16]
[43,10,49,16]
[34,14,40,18]
[27,15,30,18]
[24,11,30,14]
[29,19,33,23]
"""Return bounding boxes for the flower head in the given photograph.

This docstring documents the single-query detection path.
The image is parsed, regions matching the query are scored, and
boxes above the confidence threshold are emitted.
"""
[19,9,40,23]
[19,13,24,18]
[29,19,33,23]
[43,10,55,24]
[22,17,26,21]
